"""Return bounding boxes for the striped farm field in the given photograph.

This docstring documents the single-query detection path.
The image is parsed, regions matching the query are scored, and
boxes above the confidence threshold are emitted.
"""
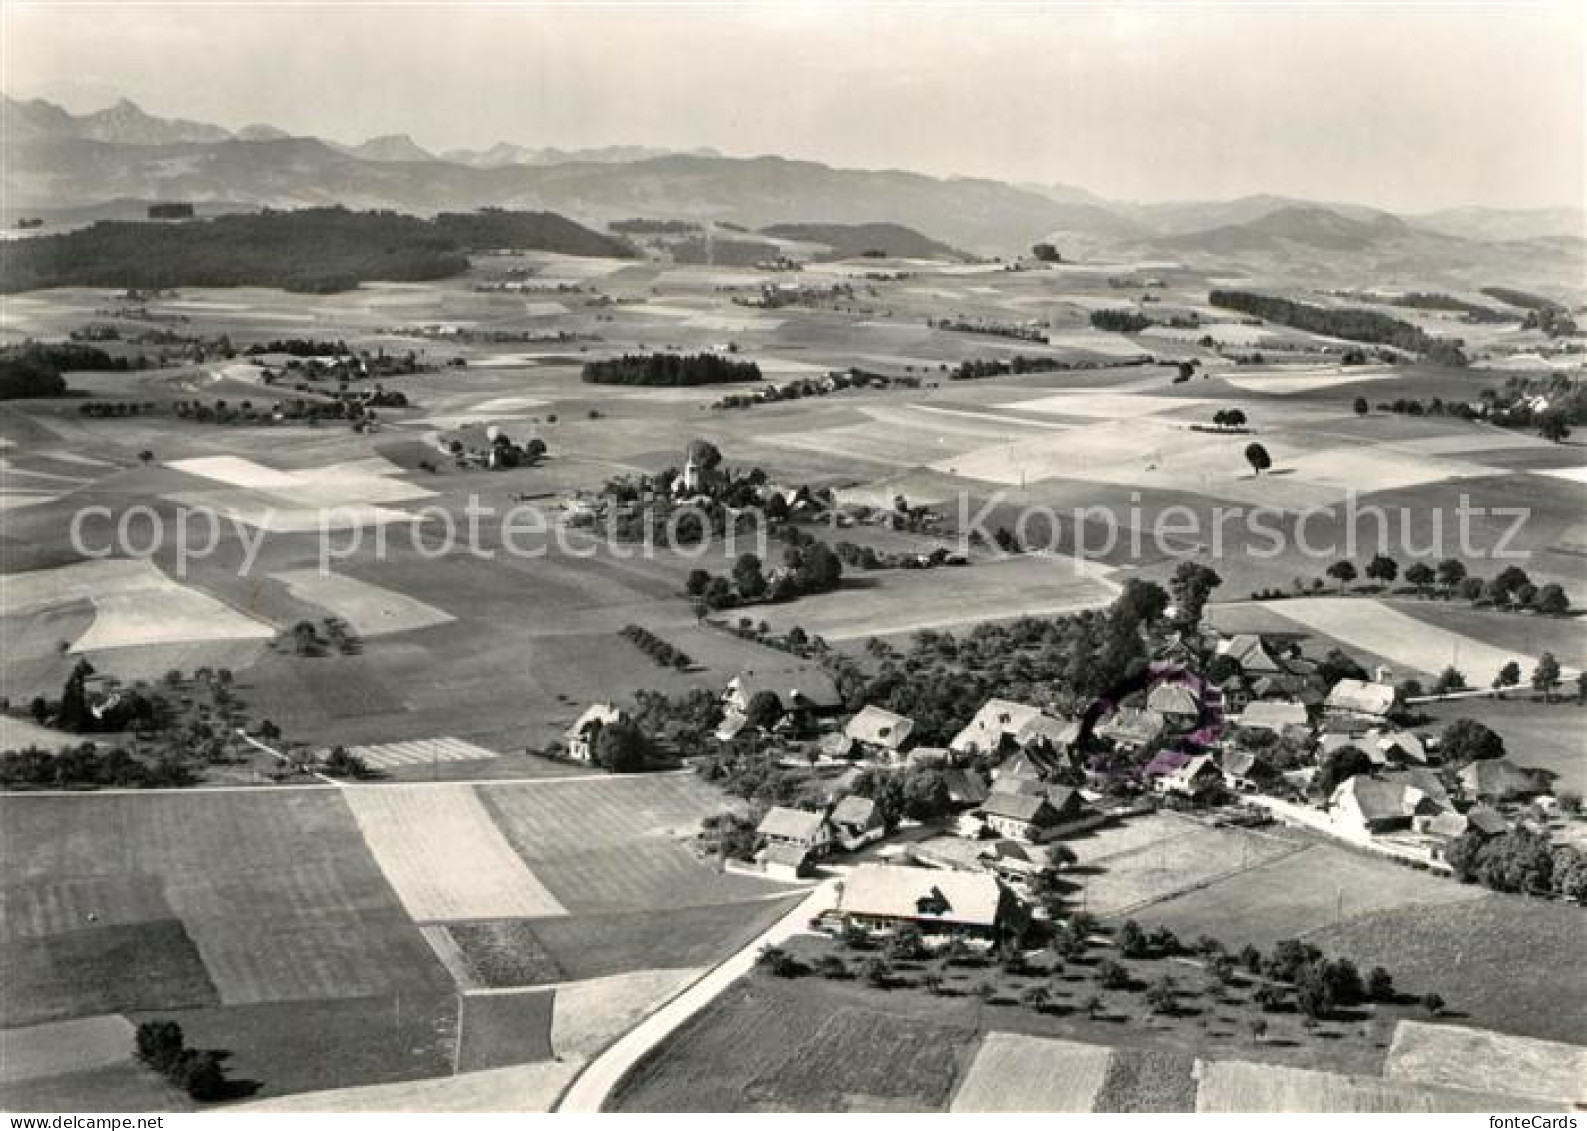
[0,792,448,1012]
[344,786,568,921]
[951,1033,1113,1112]
[478,776,786,914]
[347,736,500,771]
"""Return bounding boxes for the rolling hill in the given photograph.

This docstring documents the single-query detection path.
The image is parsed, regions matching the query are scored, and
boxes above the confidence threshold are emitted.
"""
[758,221,967,261]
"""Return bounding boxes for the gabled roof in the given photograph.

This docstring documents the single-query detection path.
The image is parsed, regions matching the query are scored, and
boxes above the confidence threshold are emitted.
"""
[1046,784,1090,817]
[1164,753,1219,788]
[941,768,989,806]
[1330,776,1437,822]
[1372,729,1428,764]
[980,791,1059,825]
[1146,683,1200,718]
[564,702,625,741]
[757,805,828,841]
[1219,633,1286,675]
[1099,706,1167,746]
[838,863,1003,928]
[1466,805,1509,836]
[991,775,1047,798]
[728,668,842,711]
[830,795,880,829]
[844,704,916,750]
[1144,749,1192,777]
[998,747,1068,782]
[1015,714,1082,749]
[950,698,1046,753]
[759,842,811,868]
[1458,758,1541,799]
[1382,767,1449,808]
[1236,701,1309,732]
[1221,749,1259,778]
[1325,679,1398,717]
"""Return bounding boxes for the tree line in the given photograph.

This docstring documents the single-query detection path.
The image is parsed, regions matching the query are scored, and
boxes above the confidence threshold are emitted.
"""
[582,352,763,386]
[1208,289,1468,365]
[0,341,123,399]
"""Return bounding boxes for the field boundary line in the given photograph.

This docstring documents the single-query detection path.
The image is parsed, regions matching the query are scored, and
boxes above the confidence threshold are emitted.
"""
[1095,841,1313,921]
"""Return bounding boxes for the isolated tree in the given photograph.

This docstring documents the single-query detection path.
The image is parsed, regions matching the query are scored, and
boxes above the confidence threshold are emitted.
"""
[1514,582,1539,610]
[1534,583,1571,617]
[1244,442,1272,475]
[138,449,154,466]
[685,568,711,597]
[1145,975,1179,1016]
[1169,562,1222,629]
[1352,396,1369,417]
[1224,408,1247,429]
[593,719,651,773]
[1493,661,1522,693]
[1021,983,1053,1011]
[1316,745,1375,796]
[742,689,784,732]
[1436,558,1467,594]
[1364,553,1398,586]
[1405,562,1436,596]
[1431,665,1467,694]
[135,1021,187,1075]
[686,438,723,471]
[1440,718,1505,765]
[1532,652,1562,703]
[1421,992,1446,1018]
[731,553,767,600]
[1325,560,1357,592]
[1366,966,1395,1003]
[1492,565,1531,602]
[1537,409,1572,444]
[1031,242,1062,263]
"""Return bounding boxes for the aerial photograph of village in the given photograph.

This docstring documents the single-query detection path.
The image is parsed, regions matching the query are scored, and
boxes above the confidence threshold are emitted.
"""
[0,0,1582,1116]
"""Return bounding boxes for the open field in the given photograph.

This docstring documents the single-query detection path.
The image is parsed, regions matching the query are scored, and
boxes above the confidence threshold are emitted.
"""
[550,967,703,1060]
[0,1014,135,1084]
[1384,1021,1587,1104]
[1144,841,1483,950]
[234,1058,583,1113]
[1308,894,1587,1045]
[271,569,454,636]
[950,1033,1112,1112]
[0,791,450,1014]
[1194,1058,1548,1113]
[478,775,786,913]
[344,785,569,921]
[447,897,800,986]
[456,990,555,1072]
[1247,596,1576,678]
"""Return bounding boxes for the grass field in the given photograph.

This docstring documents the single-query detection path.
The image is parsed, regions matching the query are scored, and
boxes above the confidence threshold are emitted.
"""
[447,897,800,986]
[550,967,703,1060]
[0,792,449,1012]
[344,785,569,921]
[477,776,786,913]
[271,569,454,636]
[950,1033,1112,1112]
[1384,1021,1587,1104]
[1144,841,1482,949]
[1072,814,1306,918]
[612,978,976,1112]
[234,1058,583,1113]
[0,1014,135,1084]
[1194,1058,1544,1113]
[1247,596,1574,678]
[1092,1049,1198,1112]
[1308,894,1587,1045]
[456,990,555,1072]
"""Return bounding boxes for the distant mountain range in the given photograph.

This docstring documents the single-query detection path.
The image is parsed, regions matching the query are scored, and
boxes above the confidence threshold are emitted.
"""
[2,94,1582,286]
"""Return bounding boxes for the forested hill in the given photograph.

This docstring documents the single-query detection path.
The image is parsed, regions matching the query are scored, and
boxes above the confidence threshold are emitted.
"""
[758,221,968,261]
[0,207,632,294]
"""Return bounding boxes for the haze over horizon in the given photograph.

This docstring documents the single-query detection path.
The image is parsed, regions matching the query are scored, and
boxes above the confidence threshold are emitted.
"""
[3,1,1583,214]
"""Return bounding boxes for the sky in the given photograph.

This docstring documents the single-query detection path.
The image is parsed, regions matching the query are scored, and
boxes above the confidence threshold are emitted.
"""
[3,1,1582,212]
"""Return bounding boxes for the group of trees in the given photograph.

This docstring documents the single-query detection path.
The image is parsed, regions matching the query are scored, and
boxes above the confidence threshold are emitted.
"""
[927,316,1049,344]
[134,1021,236,1102]
[1209,289,1469,366]
[950,354,1071,381]
[1,341,123,399]
[0,743,195,790]
[581,351,762,386]
[1446,827,1587,901]
[274,618,361,658]
[0,208,477,294]
[1209,408,1248,431]
[1090,309,1153,333]
[846,764,960,828]
[619,624,693,670]
[686,539,844,612]
[1380,292,1511,324]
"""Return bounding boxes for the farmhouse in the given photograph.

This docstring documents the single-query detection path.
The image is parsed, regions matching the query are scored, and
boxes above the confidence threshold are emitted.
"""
[1458,758,1543,802]
[995,746,1071,785]
[563,702,628,762]
[949,698,1046,757]
[1328,776,1443,835]
[1157,753,1223,798]
[1145,683,1201,729]
[829,795,886,850]
[1013,713,1083,755]
[1235,700,1309,735]
[976,792,1064,842]
[1324,679,1400,724]
[842,705,916,759]
[1098,706,1167,751]
[757,806,833,858]
[835,863,1022,940]
[1220,748,1271,792]
[719,668,843,739]
[940,767,990,808]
